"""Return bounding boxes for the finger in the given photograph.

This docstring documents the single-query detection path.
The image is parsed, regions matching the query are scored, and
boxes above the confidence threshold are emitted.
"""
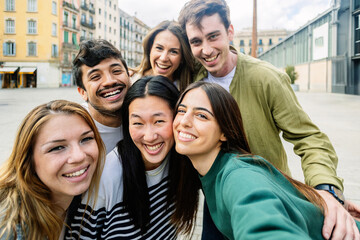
[322,207,336,240]
[353,219,360,240]
[330,213,353,240]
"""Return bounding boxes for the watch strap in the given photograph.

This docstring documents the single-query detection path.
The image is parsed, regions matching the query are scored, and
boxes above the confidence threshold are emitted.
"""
[315,184,345,205]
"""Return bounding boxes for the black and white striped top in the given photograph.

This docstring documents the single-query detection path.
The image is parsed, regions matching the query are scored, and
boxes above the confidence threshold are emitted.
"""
[64,149,177,240]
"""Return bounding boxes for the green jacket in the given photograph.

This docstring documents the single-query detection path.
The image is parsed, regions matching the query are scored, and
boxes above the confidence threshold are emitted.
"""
[200,151,360,240]
[194,51,343,190]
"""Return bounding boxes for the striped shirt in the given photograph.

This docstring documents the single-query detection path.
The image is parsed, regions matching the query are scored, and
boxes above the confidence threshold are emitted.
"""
[64,149,176,240]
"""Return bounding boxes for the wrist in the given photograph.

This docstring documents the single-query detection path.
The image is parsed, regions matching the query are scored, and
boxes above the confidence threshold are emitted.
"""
[315,184,345,205]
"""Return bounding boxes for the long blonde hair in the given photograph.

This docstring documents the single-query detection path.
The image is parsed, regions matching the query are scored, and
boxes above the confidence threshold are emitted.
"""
[0,100,105,240]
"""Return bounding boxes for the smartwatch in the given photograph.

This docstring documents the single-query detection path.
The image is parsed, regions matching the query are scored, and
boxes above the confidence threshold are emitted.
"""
[315,184,345,205]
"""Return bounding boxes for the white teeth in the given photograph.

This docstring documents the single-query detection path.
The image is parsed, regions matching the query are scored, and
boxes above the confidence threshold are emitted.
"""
[64,167,88,178]
[156,63,170,69]
[179,132,196,139]
[104,90,120,98]
[146,143,162,151]
[205,55,217,62]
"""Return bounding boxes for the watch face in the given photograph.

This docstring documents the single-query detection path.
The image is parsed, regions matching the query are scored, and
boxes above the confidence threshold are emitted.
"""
[333,187,345,202]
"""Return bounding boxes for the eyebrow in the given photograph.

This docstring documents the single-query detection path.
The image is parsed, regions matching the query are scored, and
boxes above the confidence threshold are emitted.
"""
[41,130,93,147]
[178,104,214,117]
[130,112,166,118]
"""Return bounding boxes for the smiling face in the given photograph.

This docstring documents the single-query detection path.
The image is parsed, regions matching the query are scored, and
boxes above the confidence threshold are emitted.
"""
[78,58,130,125]
[33,114,98,208]
[186,13,235,77]
[173,88,226,164]
[149,30,182,81]
[129,95,174,170]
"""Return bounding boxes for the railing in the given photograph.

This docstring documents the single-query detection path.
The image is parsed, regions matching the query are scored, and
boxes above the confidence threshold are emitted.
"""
[63,1,79,12]
[81,3,88,11]
[80,20,95,29]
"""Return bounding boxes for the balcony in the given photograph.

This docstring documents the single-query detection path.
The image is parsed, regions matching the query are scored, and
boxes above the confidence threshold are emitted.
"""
[63,21,80,32]
[81,3,88,11]
[81,20,95,29]
[62,42,79,50]
[63,1,79,13]
[89,7,95,14]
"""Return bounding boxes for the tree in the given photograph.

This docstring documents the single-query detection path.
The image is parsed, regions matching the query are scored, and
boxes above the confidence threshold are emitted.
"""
[285,65,298,84]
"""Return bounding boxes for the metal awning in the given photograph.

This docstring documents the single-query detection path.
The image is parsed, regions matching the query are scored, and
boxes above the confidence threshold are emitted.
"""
[0,67,19,74]
[19,67,37,74]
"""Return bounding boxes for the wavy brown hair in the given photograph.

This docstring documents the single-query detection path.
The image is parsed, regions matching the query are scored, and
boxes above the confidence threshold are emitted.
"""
[132,20,194,92]
[0,100,105,240]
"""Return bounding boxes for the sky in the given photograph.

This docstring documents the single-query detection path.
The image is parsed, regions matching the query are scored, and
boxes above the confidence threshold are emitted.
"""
[118,0,332,31]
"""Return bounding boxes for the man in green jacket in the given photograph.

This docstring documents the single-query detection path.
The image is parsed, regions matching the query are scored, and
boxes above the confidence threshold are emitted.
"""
[178,0,360,239]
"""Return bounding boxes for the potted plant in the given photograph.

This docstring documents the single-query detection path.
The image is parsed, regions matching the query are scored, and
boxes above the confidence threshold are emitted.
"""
[285,65,299,91]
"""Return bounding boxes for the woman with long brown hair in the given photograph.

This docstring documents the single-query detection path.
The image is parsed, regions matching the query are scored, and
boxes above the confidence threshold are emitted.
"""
[173,82,360,240]
[0,100,104,240]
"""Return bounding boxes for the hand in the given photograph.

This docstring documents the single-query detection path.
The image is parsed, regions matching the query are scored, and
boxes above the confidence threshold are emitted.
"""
[316,190,360,240]
[345,200,360,221]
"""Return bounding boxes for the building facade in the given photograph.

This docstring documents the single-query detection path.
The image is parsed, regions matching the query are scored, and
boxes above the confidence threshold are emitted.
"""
[259,0,359,95]
[60,0,80,87]
[1,0,60,88]
[233,28,290,56]
[118,9,149,68]
[95,0,119,47]
[80,0,96,42]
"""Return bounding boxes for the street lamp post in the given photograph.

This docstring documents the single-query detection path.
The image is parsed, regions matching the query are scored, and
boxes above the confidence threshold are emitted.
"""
[251,0,258,58]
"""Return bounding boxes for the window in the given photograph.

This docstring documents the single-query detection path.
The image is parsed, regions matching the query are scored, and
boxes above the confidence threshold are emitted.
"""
[6,0,15,11]
[249,40,252,46]
[28,20,37,34]
[27,0,37,12]
[51,44,58,57]
[89,16,93,25]
[81,13,86,23]
[64,12,68,26]
[52,23,57,36]
[81,29,86,38]
[28,41,37,56]
[109,1,111,7]
[240,48,245,53]
[64,31,69,42]
[52,1,57,14]
[99,8,101,14]
[64,52,69,63]
[109,14,112,20]
[240,40,244,46]
[279,38,283,41]
[5,19,15,33]
[114,29,116,35]
[99,22,101,29]
[114,4,116,10]
[72,33,77,45]
[109,27,112,33]
[3,41,16,56]
[72,15,76,29]
[269,38,272,45]
[89,32,93,39]
[114,17,116,23]
[259,39,263,46]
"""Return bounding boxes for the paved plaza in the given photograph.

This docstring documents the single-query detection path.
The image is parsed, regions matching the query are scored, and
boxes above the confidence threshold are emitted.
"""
[0,87,359,239]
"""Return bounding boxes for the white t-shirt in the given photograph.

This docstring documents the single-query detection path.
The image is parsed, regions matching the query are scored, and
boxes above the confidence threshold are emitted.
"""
[81,102,123,154]
[203,66,236,92]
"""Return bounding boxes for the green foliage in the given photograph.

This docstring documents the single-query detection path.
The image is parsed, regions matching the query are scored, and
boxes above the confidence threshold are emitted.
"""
[285,65,298,84]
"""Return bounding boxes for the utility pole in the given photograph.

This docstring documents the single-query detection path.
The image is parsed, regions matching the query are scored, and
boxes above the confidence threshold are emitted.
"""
[251,0,258,58]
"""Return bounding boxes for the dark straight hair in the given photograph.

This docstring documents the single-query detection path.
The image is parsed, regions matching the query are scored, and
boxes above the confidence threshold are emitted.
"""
[118,75,200,234]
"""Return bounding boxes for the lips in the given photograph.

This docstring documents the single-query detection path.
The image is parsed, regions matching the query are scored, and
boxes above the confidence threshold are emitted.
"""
[98,84,125,100]
[204,54,218,62]
[156,62,171,70]
[63,166,89,178]
[178,131,197,141]
[144,142,164,154]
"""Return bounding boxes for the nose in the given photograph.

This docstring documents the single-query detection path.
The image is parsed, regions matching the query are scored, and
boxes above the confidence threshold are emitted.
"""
[202,41,213,56]
[67,144,86,164]
[143,125,157,142]
[179,112,192,128]
[102,71,117,86]
[159,51,169,61]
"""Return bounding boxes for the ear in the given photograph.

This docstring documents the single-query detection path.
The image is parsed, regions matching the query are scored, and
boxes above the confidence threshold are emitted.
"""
[220,132,227,142]
[227,24,234,42]
[77,87,88,102]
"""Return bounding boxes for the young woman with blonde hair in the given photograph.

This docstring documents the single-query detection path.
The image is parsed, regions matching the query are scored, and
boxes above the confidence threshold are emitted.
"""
[0,100,104,240]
